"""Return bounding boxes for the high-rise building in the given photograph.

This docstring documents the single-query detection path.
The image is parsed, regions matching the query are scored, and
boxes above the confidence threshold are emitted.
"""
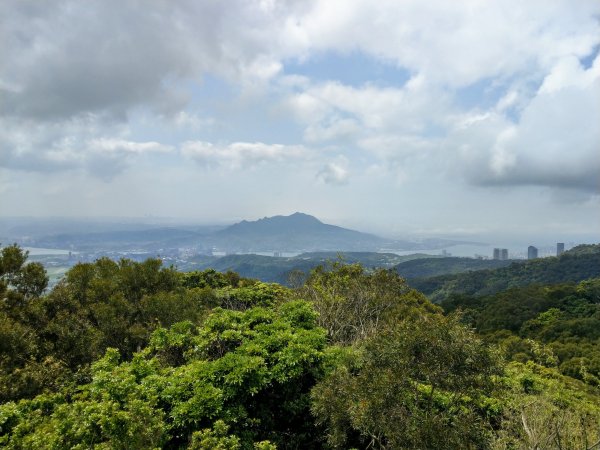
[493,248,500,260]
[528,246,538,259]
[557,243,565,256]
[501,249,508,260]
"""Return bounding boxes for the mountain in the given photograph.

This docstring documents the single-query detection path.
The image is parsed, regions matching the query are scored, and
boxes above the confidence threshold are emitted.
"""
[409,244,600,302]
[5,213,481,255]
[209,212,394,252]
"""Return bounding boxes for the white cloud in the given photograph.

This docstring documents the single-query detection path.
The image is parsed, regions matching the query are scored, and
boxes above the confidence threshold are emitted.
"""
[296,0,600,86]
[0,116,174,179]
[304,117,360,143]
[172,112,216,130]
[316,159,349,185]
[181,141,309,169]
[1,0,599,228]
[452,54,600,192]
[6,0,596,123]
[88,139,173,155]
[538,55,599,95]
[285,79,449,141]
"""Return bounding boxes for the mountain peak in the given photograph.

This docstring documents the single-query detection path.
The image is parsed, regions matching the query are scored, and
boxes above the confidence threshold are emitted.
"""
[283,212,322,223]
[236,213,323,227]
[215,212,385,252]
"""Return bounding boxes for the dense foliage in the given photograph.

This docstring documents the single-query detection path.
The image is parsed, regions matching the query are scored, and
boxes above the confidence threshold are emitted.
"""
[0,301,326,449]
[1,245,599,449]
[312,313,503,449]
[0,247,287,403]
[442,279,600,385]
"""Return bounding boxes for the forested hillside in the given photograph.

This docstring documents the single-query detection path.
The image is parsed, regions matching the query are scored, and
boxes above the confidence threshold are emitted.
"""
[188,252,429,285]
[409,244,600,302]
[395,256,515,279]
[442,279,600,382]
[1,245,599,449]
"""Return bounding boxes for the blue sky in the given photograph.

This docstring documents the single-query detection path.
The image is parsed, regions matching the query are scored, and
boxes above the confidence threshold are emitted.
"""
[1,0,599,244]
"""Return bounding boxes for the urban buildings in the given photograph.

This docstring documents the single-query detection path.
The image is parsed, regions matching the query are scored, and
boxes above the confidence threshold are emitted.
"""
[493,248,509,260]
[528,246,538,259]
[557,242,565,256]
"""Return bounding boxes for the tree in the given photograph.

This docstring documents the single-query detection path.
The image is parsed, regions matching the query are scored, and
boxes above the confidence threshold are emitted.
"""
[312,313,504,449]
[296,261,439,345]
[0,244,48,302]
[0,301,328,449]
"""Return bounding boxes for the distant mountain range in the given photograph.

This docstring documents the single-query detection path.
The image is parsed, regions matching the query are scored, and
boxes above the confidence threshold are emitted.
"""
[3,213,477,253]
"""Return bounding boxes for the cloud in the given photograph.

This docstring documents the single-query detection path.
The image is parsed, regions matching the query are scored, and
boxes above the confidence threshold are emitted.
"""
[87,139,173,155]
[282,77,449,176]
[0,116,174,179]
[5,0,597,123]
[172,112,216,131]
[1,0,599,223]
[181,141,309,169]
[1,2,187,120]
[286,80,442,132]
[303,118,360,143]
[296,0,600,87]
[316,157,350,185]
[453,55,600,192]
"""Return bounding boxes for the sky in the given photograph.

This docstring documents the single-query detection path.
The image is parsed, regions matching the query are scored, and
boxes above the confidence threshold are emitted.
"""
[1,0,599,242]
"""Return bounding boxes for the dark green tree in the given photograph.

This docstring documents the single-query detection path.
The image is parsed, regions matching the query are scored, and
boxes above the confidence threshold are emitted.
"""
[312,313,504,449]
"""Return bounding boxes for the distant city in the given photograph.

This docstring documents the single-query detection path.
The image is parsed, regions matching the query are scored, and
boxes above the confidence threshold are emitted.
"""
[492,242,566,260]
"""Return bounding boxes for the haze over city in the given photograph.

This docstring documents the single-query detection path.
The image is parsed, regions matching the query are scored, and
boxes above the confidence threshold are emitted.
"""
[1,0,599,245]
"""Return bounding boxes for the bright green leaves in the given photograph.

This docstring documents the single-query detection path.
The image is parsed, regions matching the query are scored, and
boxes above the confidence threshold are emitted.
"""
[187,420,276,450]
[0,300,327,448]
[189,420,241,449]
[215,282,290,311]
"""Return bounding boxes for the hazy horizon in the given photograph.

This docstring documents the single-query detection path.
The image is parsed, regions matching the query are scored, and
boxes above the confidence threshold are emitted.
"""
[1,1,599,241]
[1,213,598,250]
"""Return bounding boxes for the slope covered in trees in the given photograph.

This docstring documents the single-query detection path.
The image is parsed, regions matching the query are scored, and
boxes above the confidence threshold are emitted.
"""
[395,256,515,279]
[187,251,429,285]
[1,245,599,449]
[409,244,600,302]
[441,279,600,385]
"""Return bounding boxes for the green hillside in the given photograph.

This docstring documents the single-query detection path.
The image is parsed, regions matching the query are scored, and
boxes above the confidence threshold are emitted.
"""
[409,244,600,302]
[396,256,515,279]
[185,251,434,285]
[441,279,600,383]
